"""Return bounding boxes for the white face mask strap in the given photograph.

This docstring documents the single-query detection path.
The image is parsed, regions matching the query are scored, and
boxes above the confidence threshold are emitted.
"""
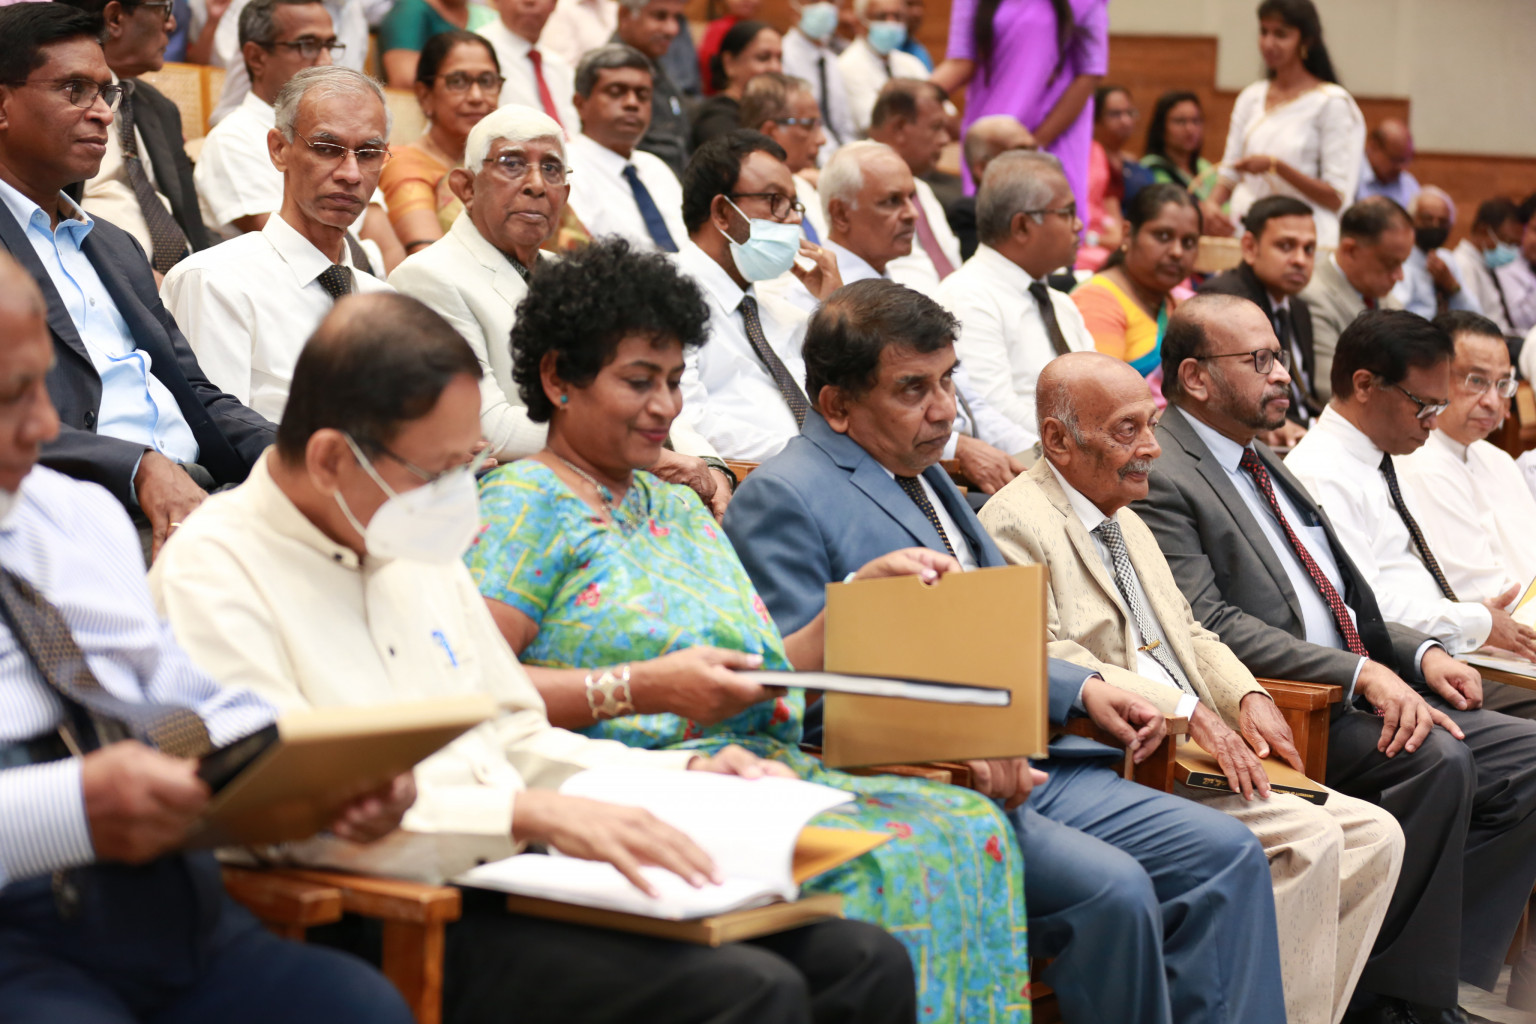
[716,195,752,246]
[342,432,400,500]
[333,488,370,543]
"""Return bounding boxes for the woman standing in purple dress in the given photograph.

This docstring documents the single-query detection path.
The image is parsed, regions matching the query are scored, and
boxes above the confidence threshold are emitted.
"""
[931,0,1108,211]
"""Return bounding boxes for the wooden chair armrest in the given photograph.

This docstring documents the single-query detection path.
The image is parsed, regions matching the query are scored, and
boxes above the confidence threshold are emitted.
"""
[262,868,462,925]
[1255,678,1340,782]
[222,865,344,936]
[724,461,759,483]
[1061,714,1189,792]
[1256,678,1343,709]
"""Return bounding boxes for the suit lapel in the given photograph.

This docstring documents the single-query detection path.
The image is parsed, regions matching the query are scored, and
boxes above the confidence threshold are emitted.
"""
[0,201,94,369]
[453,213,530,310]
[804,415,947,551]
[1031,462,1138,651]
[922,464,1002,566]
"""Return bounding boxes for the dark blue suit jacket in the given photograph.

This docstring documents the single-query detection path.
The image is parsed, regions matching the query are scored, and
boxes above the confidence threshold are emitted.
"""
[724,412,1114,758]
[0,200,274,508]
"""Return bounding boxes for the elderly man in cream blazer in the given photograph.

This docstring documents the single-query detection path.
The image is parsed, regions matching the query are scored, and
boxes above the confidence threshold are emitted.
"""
[979,351,1404,1024]
[388,106,732,512]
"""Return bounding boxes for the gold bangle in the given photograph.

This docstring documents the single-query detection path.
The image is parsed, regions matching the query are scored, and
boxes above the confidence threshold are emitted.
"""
[585,663,634,720]
[1269,156,1278,175]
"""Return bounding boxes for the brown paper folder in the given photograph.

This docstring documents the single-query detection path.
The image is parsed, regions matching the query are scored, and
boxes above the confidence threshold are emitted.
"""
[822,565,1048,767]
[1174,741,1329,805]
[502,829,890,946]
[192,694,497,847]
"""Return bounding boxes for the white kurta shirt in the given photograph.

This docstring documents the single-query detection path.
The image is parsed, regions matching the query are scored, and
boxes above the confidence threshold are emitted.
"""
[673,241,810,461]
[160,213,393,420]
[935,244,1094,446]
[148,453,693,881]
[1399,429,1536,604]
[564,133,686,253]
[539,0,616,67]
[1286,405,1493,653]
[476,21,580,136]
[837,38,927,135]
[781,27,856,162]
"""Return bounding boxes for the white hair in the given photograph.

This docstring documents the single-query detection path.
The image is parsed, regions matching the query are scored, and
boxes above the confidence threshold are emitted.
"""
[465,105,565,172]
[1408,185,1457,227]
[273,66,390,141]
[819,140,897,224]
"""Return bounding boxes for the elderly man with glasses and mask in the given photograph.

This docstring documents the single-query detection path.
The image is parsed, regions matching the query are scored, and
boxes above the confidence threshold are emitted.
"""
[389,105,734,514]
[161,66,393,425]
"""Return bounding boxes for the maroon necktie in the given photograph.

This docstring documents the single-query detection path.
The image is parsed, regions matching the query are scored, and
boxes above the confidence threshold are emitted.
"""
[911,201,955,280]
[528,49,563,130]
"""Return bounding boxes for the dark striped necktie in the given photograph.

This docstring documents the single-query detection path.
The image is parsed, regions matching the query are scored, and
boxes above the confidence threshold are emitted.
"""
[894,474,956,559]
[1379,453,1458,600]
[116,80,190,275]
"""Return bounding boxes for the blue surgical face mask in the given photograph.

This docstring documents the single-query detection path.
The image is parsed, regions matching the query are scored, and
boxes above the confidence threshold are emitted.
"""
[718,198,802,282]
[1485,241,1519,270]
[798,1,838,42]
[866,19,907,55]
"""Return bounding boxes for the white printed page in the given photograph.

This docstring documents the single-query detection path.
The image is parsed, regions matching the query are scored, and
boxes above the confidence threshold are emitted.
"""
[456,853,782,919]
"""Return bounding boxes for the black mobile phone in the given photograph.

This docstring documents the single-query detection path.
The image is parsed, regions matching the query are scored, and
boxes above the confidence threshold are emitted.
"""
[195,723,279,794]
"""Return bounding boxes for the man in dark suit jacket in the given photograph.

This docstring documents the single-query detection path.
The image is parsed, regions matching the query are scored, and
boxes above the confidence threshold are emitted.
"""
[725,278,1288,1024]
[1135,292,1536,1024]
[1198,194,1322,435]
[0,4,273,557]
[61,0,215,260]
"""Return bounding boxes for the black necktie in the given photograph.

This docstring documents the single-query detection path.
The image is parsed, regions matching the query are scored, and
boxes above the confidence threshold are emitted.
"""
[1029,281,1072,357]
[739,295,809,427]
[815,54,843,145]
[116,80,190,275]
[0,569,211,757]
[1273,306,1311,424]
[894,475,956,558]
[317,264,353,300]
[621,164,678,252]
[344,233,375,276]
[1379,453,1458,600]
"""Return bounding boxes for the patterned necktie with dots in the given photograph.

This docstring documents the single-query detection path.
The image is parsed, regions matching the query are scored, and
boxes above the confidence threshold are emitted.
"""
[1238,447,1370,657]
[1379,452,1458,601]
[739,295,809,427]
[894,474,957,559]
[0,569,211,758]
[116,80,190,275]
[317,263,354,301]
[1092,518,1196,694]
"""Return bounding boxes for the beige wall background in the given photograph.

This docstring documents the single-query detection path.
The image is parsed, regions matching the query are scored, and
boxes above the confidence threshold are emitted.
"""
[1106,0,1536,157]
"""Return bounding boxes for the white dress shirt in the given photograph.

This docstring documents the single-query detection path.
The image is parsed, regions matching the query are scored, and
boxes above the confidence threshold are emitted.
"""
[1497,258,1536,339]
[673,241,810,461]
[1045,462,1200,718]
[194,91,281,235]
[80,72,174,259]
[1399,428,1536,604]
[476,21,580,137]
[564,133,686,253]
[1389,245,1480,320]
[1286,405,1493,653]
[795,173,827,244]
[160,213,393,420]
[148,453,694,881]
[209,0,369,126]
[886,177,961,296]
[781,27,855,162]
[0,467,275,889]
[837,38,927,135]
[539,0,616,67]
[1452,239,1515,336]
[935,244,1094,446]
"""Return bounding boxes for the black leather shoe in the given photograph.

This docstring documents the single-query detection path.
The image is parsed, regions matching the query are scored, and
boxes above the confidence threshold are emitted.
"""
[1342,997,1426,1024]
[1419,1005,1498,1024]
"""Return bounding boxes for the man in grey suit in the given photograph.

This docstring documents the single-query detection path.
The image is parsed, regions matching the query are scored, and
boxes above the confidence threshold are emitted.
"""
[1299,197,1410,402]
[725,278,1288,1024]
[1135,291,1536,1024]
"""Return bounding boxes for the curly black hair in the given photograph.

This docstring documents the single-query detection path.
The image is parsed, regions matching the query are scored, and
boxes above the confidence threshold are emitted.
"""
[511,238,711,422]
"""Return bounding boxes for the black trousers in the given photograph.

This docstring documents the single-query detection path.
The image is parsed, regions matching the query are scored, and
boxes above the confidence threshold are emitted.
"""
[322,887,917,1024]
[1325,685,1536,1007]
[0,852,412,1024]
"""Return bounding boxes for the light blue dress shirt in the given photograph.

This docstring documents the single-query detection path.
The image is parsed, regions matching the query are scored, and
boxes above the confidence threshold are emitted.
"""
[0,467,274,889]
[1355,164,1420,207]
[1391,245,1482,320]
[0,178,199,466]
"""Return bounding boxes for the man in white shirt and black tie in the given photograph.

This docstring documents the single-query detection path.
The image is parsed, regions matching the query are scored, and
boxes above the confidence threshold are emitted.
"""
[1286,309,1536,680]
[566,44,685,253]
[836,0,924,136]
[780,0,854,163]
[478,0,578,135]
[161,66,392,422]
[936,149,1093,448]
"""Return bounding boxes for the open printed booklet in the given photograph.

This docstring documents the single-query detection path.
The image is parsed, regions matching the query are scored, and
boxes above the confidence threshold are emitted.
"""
[456,769,888,922]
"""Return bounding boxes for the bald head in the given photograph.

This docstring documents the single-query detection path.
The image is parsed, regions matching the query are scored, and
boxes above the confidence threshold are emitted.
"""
[0,253,60,494]
[1366,119,1414,185]
[963,115,1037,183]
[1037,352,1161,516]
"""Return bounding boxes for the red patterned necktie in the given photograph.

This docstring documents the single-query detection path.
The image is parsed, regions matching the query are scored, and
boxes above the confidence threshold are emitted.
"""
[1238,448,1370,657]
[527,49,563,130]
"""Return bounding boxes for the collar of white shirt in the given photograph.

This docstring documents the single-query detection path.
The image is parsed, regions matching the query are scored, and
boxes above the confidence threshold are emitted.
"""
[678,239,751,315]
[1184,411,1252,473]
[483,19,535,58]
[262,211,360,288]
[1426,427,1469,464]
[825,239,882,283]
[1329,252,1368,304]
[1044,460,1116,535]
[570,132,632,178]
[1312,403,1383,469]
[248,449,364,568]
[238,88,275,126]
[971,242,1043,293]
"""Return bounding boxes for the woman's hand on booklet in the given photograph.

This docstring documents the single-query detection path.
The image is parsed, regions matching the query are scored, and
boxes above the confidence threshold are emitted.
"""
[687,744,798,780]
[963,757,1048,811]
[329,772,417,844]
[82,740,210,864]
[511,790,722,897]
[852,547,964,587]
[632,647,783,724]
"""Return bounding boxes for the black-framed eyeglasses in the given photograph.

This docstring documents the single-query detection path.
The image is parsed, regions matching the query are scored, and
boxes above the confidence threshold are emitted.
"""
[485,152,570,185]
[1025,202,1077,223]
[775,116,822,131]
[1196,347,1292,375]
[0,77,123,111]
[730,191,805,220]
[134,0,176,23]
[1463,373,1519,399]
[298,133,390,168]
[262,36,347,60]
[1386,381,1449,421]
[437,70,503,94]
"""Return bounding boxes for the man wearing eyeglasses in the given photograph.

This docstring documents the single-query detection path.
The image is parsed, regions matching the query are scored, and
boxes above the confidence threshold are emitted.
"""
[60,0,215,272]
[738,72,829,245]
[1137,294,1536,1024]
[161,66,392,423]
[206,0,366,127]
[1399,312,1536,614]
